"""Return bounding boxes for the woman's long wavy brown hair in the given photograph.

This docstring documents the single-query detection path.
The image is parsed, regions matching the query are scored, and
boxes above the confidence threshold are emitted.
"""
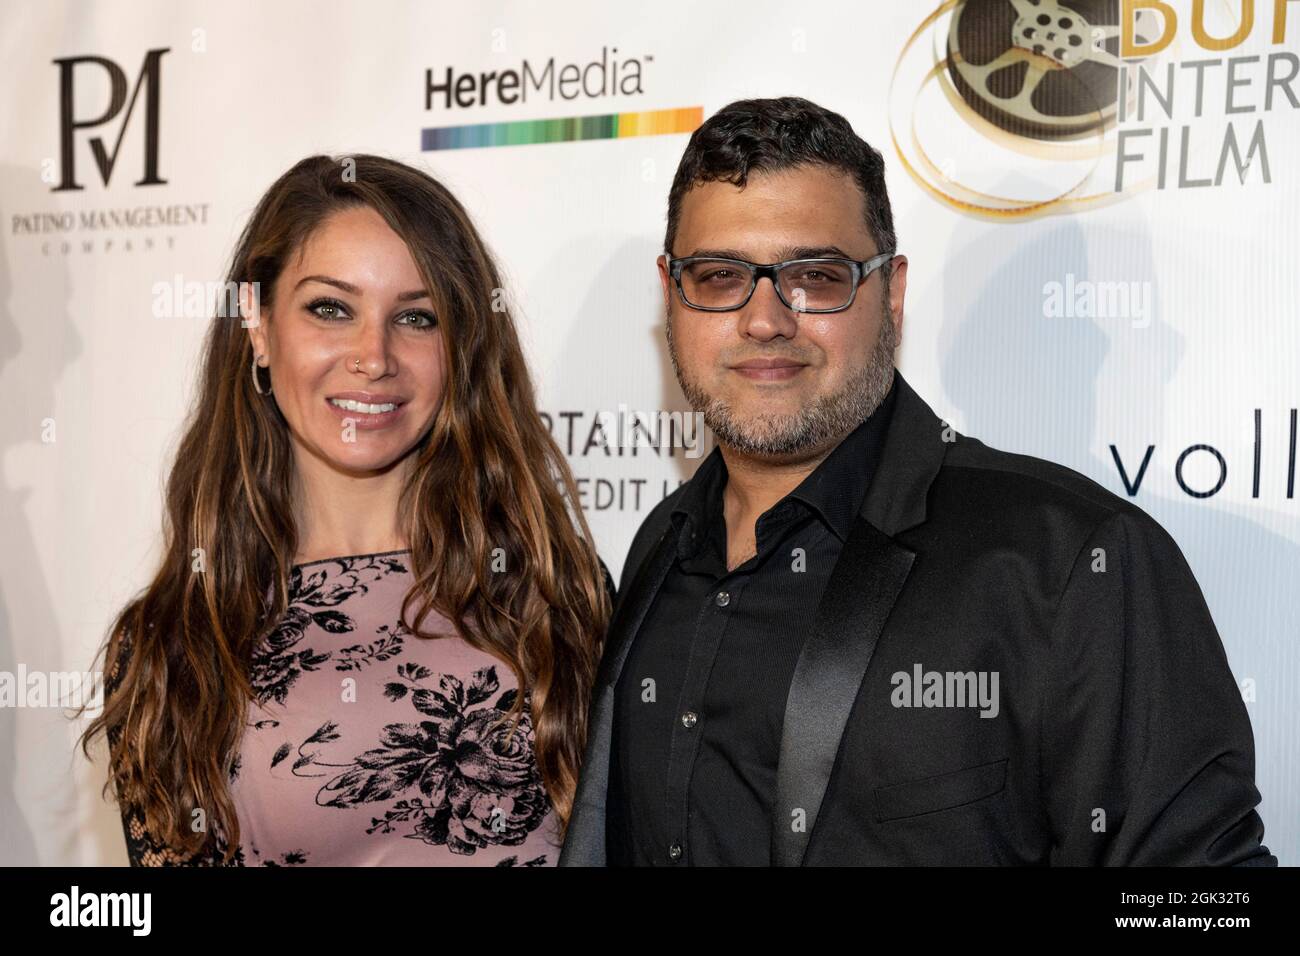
[77,154,609,861]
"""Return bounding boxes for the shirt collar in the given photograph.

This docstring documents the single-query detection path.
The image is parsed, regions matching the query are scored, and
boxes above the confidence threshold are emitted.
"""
[787,376,898,541]
[670,374,899,550]
[670,443,727,560]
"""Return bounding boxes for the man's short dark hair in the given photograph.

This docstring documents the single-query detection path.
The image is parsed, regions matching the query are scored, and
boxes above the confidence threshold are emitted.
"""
[665,96,897,269]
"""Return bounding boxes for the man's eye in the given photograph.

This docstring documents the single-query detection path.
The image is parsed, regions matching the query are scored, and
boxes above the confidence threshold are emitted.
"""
[793,268,846,284]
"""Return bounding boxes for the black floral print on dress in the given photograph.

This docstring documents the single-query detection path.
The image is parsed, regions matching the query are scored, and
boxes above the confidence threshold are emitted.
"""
[250,554,408,705]
[290,662,550,856]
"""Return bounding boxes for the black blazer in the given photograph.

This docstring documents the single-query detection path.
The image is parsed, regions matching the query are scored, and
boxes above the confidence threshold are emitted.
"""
[561,371,1276,866]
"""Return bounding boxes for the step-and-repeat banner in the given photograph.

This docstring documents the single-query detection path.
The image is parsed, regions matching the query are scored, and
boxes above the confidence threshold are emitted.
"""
[1,0,1296,864]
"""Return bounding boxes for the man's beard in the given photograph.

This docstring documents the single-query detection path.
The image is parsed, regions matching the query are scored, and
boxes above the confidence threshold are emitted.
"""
[666,297,897,458]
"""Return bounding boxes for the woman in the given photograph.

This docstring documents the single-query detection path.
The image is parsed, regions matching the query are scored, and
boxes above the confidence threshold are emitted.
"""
[78,154,611,865]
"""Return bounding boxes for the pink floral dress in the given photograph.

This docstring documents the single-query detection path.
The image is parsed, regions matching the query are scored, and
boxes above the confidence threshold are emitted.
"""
[118,549,560,866]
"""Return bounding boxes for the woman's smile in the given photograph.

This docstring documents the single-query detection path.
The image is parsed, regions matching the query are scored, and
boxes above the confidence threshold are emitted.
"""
[324,390,408,430]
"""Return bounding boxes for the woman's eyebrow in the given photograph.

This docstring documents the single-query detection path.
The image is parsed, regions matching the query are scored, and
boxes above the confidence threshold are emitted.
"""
[294,274,430,301]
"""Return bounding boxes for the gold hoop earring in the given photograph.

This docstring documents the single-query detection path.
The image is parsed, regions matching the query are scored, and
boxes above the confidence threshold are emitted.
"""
[252,353,272,396]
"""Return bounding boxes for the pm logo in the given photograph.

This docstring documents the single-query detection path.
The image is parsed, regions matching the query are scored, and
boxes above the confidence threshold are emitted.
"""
[52,47,169,191]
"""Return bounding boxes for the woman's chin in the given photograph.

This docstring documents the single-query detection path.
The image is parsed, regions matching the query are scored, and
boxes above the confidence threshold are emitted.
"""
[314,440,414,476]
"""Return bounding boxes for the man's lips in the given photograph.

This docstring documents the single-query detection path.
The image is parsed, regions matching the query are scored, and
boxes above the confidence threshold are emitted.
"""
[729,358,809,381]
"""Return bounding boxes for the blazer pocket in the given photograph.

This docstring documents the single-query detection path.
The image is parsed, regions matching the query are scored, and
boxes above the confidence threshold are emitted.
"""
[873,757,1008,823]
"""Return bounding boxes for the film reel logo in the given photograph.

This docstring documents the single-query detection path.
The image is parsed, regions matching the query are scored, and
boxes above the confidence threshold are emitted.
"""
[890,0,1163,219]
[951,0,1122,138]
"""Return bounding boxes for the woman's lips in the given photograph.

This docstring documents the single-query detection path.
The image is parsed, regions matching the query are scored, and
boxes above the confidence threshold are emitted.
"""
[324,397,406,430]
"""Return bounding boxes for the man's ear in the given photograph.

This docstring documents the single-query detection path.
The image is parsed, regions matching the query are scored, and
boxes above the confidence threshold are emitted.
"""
[656,254,672,312]
[887,254,908,342]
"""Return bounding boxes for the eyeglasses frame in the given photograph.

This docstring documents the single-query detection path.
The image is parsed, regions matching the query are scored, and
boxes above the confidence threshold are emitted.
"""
[667,250,896,313]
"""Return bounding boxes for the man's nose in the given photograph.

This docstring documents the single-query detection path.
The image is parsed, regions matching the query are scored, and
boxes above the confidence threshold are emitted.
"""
[737,274,799,340]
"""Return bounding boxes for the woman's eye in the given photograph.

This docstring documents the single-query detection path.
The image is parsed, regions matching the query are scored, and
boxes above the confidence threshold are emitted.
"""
[305,299,436,329]
[397,310,438,330]
[307,298,349,321]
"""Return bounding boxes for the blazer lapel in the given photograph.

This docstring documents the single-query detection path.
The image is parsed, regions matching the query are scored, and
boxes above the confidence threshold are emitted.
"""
[771,519,915,865]
[771,370,951,866]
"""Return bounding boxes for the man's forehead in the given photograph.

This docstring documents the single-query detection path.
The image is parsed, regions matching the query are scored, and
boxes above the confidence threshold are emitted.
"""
[674,166,873,255]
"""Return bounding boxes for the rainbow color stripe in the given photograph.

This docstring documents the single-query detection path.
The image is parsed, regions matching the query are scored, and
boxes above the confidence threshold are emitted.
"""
[421,106,702,151]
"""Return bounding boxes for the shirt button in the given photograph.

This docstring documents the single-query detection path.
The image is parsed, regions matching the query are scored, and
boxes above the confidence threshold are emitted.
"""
[681,711,698,729]
[715,590,730,607]
[668,842,683,862]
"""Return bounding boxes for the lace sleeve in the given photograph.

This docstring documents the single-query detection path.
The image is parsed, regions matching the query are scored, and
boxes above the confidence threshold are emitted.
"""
[103,626,240,867]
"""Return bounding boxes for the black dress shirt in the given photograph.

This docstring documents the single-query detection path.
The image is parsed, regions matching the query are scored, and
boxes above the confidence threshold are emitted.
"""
[606,379,898,865]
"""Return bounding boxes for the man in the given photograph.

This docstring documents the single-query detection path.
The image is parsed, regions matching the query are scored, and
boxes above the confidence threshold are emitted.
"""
[560,97,1276,866]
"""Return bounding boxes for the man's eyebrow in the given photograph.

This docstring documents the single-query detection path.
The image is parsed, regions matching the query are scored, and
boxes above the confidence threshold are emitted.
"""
[682,245,863,262]
[294,274,431,301]
[684,248,751,260]
[780,244,859,260]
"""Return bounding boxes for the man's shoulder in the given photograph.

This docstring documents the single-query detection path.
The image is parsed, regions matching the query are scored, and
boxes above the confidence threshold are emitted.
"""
[618,480,691,592]
[921,432,1209,606]
[934,431,1157,545]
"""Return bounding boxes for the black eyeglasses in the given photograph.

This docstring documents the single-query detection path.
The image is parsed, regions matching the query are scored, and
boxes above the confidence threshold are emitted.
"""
[668,251,895,313]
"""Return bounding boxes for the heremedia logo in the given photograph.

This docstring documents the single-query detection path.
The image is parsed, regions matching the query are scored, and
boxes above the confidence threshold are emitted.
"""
[425,46,650,111]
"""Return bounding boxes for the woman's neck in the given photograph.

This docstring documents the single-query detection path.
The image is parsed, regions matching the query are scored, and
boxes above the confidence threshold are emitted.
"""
[290,445,410,563]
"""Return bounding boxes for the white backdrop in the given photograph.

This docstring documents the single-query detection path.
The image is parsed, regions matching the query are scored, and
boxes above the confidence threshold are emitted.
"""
[1,0,1296,865]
